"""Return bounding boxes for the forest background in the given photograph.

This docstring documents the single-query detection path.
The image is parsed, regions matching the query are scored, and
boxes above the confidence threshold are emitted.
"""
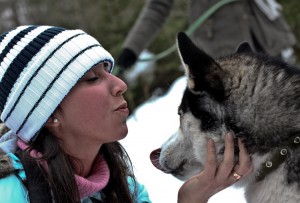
[1,0,299,111]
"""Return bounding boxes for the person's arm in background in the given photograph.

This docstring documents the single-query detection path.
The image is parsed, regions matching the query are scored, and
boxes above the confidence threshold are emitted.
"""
[117,0,175,71]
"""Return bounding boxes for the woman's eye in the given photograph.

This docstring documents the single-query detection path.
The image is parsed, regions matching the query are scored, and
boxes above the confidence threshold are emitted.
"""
[86,76,99,82]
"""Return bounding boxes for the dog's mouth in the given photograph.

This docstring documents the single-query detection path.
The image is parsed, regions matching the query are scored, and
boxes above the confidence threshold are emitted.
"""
[150,148,168,173]
[150,148,187,175]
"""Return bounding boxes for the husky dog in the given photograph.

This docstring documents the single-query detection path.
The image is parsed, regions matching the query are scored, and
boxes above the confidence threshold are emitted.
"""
[150,32,300,203]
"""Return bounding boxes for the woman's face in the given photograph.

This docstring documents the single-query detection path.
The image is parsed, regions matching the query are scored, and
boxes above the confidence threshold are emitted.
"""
[53,62,129,147]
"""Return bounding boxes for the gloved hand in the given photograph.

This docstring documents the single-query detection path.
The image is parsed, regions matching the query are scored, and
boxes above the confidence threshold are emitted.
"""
[117,48,137,72]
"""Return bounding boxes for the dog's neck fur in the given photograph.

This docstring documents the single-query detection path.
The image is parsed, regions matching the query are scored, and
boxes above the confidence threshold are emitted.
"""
[233,132,300,203]
[242,163,300,203]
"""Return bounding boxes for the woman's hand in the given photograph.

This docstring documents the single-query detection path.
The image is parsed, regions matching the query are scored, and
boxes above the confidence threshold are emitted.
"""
[177,132,253,203]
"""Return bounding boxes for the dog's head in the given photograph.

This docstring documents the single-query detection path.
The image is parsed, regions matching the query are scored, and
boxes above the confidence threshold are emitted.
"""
[151,32,300,181]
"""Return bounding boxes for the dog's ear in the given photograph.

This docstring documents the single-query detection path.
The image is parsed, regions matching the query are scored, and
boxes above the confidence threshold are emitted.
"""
[176,32,224,101]
[236,42,254,54]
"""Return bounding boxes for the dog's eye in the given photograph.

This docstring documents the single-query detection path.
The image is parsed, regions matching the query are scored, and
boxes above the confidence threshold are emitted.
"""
[177,108,182,116]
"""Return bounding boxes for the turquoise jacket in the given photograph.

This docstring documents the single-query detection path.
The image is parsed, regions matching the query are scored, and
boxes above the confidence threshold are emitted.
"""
[0,153,151,203]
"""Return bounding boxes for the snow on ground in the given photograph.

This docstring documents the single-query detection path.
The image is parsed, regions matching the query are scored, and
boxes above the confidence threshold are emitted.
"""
[120,76,246,203]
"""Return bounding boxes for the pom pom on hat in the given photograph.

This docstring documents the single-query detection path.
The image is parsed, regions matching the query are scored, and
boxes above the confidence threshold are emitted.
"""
[0,25,114,142]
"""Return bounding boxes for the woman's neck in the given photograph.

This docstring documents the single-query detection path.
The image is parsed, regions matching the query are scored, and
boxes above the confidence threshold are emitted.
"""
[65,144,102,177]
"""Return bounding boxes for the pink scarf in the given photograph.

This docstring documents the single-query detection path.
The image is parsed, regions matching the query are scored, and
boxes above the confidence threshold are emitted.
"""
[17,139,110,198]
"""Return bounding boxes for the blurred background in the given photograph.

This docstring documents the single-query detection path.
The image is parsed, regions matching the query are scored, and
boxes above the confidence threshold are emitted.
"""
[1,0,299,112]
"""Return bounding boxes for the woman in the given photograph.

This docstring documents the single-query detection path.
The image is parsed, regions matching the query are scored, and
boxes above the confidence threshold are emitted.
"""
[0,25,252,202]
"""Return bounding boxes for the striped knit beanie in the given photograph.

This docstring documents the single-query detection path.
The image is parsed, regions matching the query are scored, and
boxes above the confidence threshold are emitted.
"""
[0,25,114,143]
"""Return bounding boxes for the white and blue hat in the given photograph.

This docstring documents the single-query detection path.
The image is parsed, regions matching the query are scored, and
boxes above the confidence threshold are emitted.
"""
[0,25,114,149]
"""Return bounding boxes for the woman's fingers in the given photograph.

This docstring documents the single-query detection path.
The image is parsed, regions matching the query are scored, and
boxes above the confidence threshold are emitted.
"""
[233,138,254,177]
[178,132,253,203]
[204,132,238,184]
[215,132,253,184]
[217,132,235,177]
[202,138,218,178]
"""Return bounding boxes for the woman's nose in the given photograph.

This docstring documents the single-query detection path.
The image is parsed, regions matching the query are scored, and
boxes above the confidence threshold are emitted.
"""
[111,74,127,96]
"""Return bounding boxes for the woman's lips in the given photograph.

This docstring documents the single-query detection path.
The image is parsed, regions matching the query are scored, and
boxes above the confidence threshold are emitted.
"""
[116,102,129,114]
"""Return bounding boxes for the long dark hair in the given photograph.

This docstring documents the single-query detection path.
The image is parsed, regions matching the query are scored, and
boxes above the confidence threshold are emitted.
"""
[21,128,137,203]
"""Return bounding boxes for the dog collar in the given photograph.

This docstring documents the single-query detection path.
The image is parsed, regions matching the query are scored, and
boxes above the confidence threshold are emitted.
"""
[255,135,300,182]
